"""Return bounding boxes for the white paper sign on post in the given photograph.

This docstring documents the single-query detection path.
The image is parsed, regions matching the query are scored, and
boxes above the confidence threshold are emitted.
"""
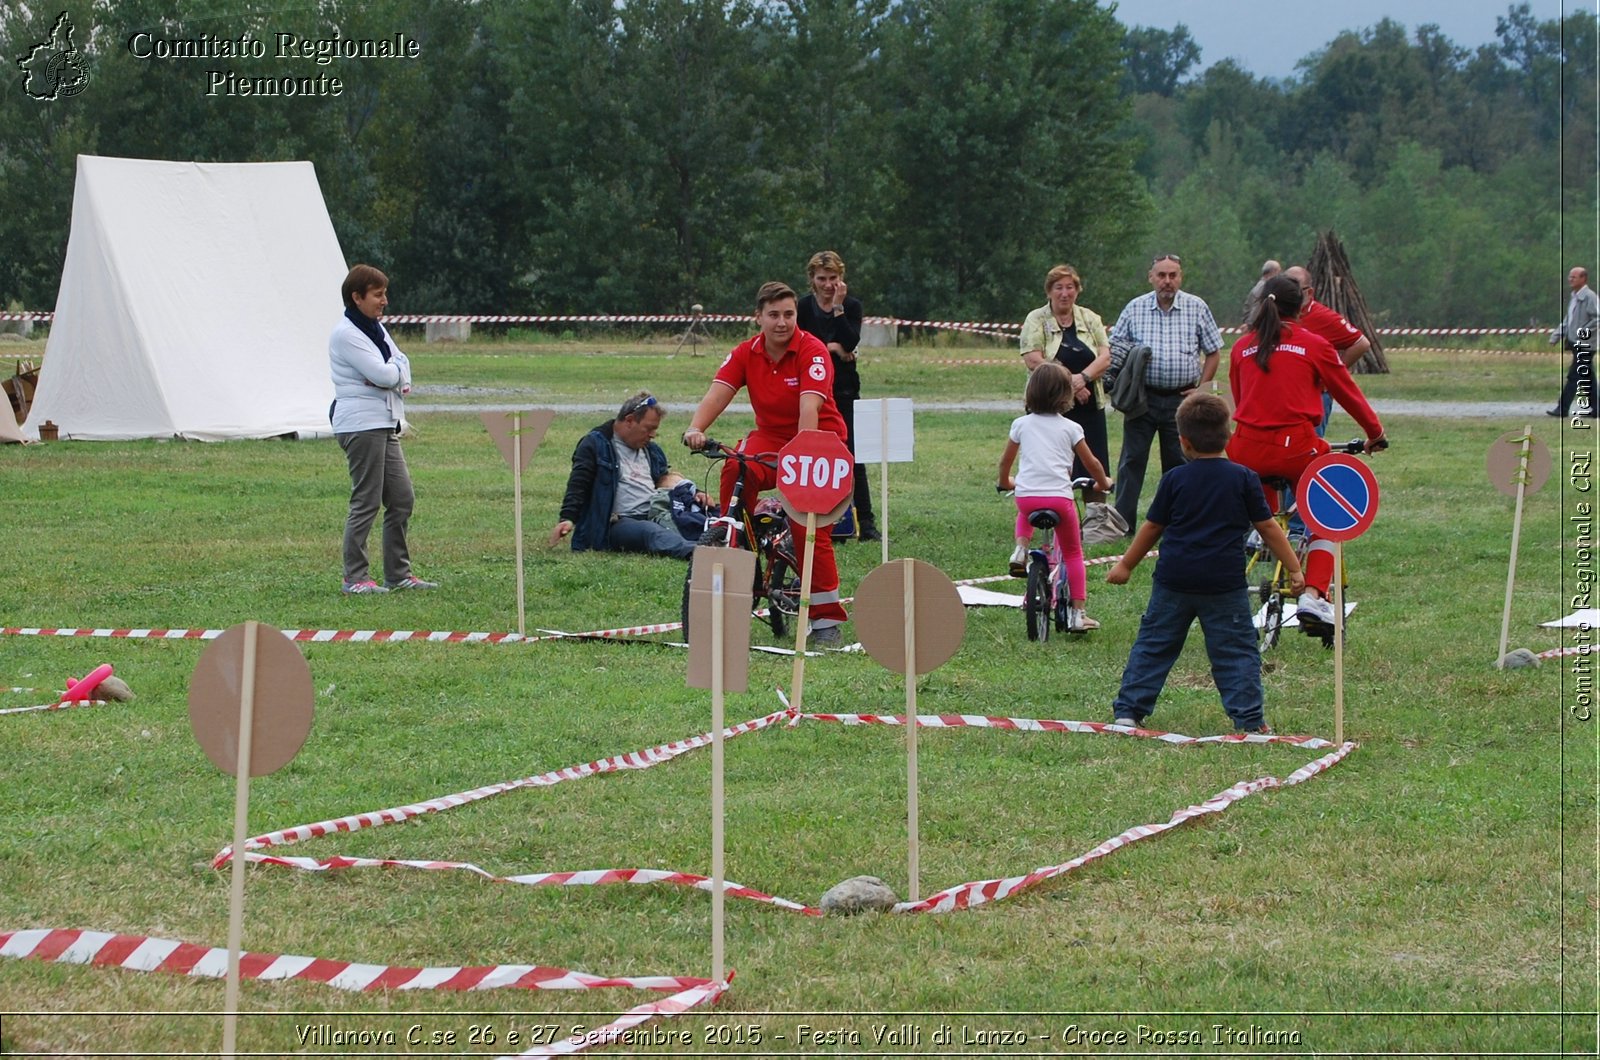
[852,398,914,463]
[853,399,913,563]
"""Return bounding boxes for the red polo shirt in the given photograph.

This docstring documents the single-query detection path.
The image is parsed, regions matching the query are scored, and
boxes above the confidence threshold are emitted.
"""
[713,329,848,441]
[1296,298,1364,352]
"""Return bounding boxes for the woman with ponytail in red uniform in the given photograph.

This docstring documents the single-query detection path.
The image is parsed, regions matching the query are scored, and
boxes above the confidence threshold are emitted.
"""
[1225,274,1386,633]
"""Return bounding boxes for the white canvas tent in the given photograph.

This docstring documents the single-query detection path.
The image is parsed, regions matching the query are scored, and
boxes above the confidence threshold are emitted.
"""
[24,155,346,441]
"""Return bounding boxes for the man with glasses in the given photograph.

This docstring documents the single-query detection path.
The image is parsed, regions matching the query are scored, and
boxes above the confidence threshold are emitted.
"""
[1105,254,1223,533]
[550,392,705,559]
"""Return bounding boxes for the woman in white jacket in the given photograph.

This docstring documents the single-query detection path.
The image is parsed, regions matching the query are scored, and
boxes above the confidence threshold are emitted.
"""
[329,264,435,594]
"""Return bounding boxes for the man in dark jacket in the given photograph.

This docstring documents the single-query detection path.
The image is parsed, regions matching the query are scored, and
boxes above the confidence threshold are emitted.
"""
[549,392,702,559]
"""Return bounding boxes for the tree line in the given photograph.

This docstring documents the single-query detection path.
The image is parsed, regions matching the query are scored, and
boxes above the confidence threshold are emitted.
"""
[0,1,1592,328]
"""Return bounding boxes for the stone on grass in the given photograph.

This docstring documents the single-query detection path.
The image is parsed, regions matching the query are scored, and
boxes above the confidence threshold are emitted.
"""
[820,875,898,915]
[1495,648,1540,670]
[97,675,136,700]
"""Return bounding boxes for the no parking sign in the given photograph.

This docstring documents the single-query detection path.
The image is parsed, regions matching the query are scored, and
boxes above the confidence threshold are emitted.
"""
[1297,453,1380,542]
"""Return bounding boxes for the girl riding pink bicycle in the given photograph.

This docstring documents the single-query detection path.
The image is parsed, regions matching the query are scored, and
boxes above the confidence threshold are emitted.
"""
[998,363,1114,632]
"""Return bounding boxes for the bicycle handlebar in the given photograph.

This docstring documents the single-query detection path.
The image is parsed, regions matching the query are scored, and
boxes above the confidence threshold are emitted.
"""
[690,438,779,469]
[1331,437,1390,455]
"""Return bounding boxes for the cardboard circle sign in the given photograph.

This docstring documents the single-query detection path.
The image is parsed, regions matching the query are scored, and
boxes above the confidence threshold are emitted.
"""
[188,622,314,777]
[853,560,966,676]
[1486,431,1551,497]
[776,430,855,514]
[1296,453,1380,542]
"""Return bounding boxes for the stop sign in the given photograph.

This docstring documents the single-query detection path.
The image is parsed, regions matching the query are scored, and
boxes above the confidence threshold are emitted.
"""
[776,430,855,524]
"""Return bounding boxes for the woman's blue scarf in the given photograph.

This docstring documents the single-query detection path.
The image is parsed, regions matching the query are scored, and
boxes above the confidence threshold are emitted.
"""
[344,305,392,362]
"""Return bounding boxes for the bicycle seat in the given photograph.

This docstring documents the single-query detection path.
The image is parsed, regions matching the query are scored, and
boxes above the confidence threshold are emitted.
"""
[1027,510,1061,531]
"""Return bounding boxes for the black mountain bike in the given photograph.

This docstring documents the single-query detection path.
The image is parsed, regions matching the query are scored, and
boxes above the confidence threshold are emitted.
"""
[680,439,801,642]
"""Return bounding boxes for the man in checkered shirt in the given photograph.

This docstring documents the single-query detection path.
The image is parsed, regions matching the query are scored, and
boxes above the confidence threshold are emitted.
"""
[1105,254,1223,532]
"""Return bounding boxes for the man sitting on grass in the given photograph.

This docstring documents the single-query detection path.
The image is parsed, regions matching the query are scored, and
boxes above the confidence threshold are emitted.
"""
[550,392,707,559]
[1104,392,1303,735]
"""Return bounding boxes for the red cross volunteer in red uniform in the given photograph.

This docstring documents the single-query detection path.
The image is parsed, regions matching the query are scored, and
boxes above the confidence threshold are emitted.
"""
[682,281,851,640]
[1226,273,1384,633]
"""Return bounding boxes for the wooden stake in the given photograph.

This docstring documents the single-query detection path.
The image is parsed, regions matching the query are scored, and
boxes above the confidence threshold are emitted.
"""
[879,400,890,565]
[1497,426,1533,666]
[902,558,919,902]
[788,513,820,715]
[710,562,725,983]
[221,620,259,1057]
[1333,544,1345,746]
[513,412,526,637]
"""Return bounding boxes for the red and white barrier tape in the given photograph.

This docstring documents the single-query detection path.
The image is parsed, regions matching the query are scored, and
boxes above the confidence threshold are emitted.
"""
[0,698,111,716]
[0,928,710,993]
[239,854,822,916]
[0,565,1126,650]
[787,711,1336,749]
[213,706,795,864]
[1537,645,1588,659]
[226,702,1355,919]
[1,625,530,643]
[0,309,1547,337]
[0,928,729,1060]
[896,740,1358,913]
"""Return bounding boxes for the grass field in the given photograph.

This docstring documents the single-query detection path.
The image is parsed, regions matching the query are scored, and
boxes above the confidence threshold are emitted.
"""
[0,336,1593,1057]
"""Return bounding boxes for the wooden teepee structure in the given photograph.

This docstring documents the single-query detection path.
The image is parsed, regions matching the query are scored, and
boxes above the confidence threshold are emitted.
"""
[1306,230,1389,375]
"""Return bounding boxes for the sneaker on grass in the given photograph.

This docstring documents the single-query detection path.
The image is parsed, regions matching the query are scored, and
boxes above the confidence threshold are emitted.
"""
[1112,714,1140,728]
[342,580,388,595]
[387,575,439,591]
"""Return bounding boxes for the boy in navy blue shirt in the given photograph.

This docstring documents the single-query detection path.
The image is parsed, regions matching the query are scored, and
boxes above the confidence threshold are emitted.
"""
[1105,393,1304,733]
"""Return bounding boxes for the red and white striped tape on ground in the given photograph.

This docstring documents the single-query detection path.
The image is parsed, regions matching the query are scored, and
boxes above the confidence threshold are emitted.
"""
[0,928,729,1060]
[787,710,1337,749]
[0,927,710,993]
[213,706,795,865]
[0,698,112,716]
[0,569,1078,649]
[218,701,1356,920]
[1537,645,1588,659]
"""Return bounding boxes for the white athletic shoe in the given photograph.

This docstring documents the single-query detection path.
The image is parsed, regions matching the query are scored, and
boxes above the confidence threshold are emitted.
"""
[1295,591,1336,629]
[1008,544,1027,578]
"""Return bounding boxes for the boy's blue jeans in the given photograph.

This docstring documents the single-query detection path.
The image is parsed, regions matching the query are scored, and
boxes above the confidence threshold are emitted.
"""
[1112,582,1265,730]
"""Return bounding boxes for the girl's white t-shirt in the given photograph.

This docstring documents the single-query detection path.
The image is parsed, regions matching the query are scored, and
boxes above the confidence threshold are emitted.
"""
[1009,412,1085,497]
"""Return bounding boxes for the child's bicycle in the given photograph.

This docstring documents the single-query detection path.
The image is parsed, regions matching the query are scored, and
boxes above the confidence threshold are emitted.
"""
[1246,437,1387,650]
[1002,477,1098,642]
[679,438,801,642]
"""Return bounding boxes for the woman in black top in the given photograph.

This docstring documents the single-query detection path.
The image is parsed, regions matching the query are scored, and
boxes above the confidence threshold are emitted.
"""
[797,250,878,541]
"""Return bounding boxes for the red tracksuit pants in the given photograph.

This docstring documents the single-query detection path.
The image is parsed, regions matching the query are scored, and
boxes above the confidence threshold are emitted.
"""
[719,432,847,627]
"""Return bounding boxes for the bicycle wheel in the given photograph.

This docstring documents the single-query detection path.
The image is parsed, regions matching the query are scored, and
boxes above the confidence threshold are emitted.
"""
[1260,586,1284,650]
[765,551,799,640]
[1025,556,1051,643]
[679,523,729,642]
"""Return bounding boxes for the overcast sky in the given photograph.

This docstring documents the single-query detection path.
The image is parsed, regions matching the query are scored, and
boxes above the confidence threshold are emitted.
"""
[1107,0,1579,82]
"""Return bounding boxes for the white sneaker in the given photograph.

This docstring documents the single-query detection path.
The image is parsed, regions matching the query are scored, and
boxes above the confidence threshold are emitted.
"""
[1296,591,1336,628]
[1008,544,1027,577]
[1067,606,1093,633]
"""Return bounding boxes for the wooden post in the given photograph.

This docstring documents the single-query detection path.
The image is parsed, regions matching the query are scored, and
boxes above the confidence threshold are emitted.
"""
[1497,426,1533,666]
[879,400,891,565]
[1333,544,1345,746]
[512,412,526,637]
[788,513,820,714]
[902,558,919,902]
[221,621,259,1057]
[710,562,725,983]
